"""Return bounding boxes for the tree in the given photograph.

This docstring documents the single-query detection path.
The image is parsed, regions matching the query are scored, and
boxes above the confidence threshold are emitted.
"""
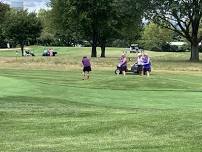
[0,2,9,48]
[98,0,148,57]
[50,0,112,57]
[67,0,114,57]
[148,0,202,61]
[37,9,56,46]
[3,10,42,56]
[0,1,9,22]
[50,0,149,57]
[141,22,173,51]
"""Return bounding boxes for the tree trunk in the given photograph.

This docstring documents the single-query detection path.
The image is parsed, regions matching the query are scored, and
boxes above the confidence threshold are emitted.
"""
[190,13,200,62]
[100,43,106,58]
[190,41,199,62]
[190,43,199,61]
[91,30,98,57]
[91,44,97,57]
[20,43,24,56]
[91,28,98,57]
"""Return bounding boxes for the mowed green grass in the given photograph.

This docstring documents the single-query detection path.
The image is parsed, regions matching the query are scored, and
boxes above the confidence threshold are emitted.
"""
[1,47,202,151]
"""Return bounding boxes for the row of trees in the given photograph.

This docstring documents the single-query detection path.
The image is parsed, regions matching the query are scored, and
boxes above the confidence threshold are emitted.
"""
[1,0,202,61]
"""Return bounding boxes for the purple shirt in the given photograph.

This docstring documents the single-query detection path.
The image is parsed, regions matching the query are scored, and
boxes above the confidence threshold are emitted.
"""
[82,58,91,67]
[119,57,127,66]
[142,56,150,65]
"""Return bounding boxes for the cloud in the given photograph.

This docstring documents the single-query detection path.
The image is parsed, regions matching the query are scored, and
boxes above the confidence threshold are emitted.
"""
[4,0,50,12]
[24,0,50,12]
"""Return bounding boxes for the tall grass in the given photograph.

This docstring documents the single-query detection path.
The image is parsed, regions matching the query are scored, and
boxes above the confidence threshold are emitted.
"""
[0,46,202,72]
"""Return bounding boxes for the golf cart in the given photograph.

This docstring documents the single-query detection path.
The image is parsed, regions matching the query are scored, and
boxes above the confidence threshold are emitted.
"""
[130,44,140,53]
[115,62,139,75]
[25,50,35,56]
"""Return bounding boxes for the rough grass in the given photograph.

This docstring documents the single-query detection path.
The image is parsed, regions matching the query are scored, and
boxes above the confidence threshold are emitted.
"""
[1,46,202,72]
[0,47,202,151]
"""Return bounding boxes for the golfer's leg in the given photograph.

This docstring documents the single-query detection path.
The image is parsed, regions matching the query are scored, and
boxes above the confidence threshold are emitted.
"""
[146,71,150,77]
[87,72,90,79]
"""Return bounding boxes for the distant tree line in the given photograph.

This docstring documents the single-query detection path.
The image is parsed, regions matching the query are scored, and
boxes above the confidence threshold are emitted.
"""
[1,0,202,61]
[37,0,202,61]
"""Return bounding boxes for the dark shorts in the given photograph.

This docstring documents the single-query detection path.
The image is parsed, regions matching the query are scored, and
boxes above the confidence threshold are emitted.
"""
[138,65,143,72]
[120,65,127,72]
[143,64,151,72]
[83,66,91,72]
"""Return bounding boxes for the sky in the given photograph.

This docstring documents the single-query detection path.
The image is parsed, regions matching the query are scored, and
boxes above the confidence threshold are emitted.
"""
[4,0,50,12]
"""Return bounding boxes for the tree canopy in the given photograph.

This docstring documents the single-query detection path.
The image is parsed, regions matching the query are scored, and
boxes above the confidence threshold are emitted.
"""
[0,2,9,22]
[3,10,42,56]
[0,2,9,48]
[148,0,202,61]
[141,22,173,51]
[50,0,149,57]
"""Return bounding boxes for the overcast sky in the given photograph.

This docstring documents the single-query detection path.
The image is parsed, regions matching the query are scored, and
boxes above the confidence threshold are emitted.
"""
[5,0,50,12]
